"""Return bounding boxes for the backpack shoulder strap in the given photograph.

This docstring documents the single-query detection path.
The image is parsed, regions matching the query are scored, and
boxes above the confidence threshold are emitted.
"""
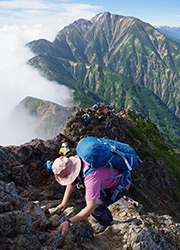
[83,163,97,178]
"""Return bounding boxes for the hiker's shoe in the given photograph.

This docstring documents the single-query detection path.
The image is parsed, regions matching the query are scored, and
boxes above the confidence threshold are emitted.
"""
[92,222,106,234]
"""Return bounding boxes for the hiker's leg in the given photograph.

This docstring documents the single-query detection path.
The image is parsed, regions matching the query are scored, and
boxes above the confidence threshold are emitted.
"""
[91,189,128,226]
[101,188,129,207]
[91,198,113,226]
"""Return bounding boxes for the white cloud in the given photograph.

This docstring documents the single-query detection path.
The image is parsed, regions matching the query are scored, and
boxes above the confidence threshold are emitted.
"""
[0,1,102,29]
[0,24,74,146]
[0,0,49,9]
[0,1,102,146]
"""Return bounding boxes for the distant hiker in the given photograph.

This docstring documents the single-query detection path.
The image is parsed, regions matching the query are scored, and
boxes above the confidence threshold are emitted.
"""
[54,135,61,140]
[44,160,53,174]
[51,137,139,236]
[59,139,71,157]
[92,103,98,112]
[82,111,90,126]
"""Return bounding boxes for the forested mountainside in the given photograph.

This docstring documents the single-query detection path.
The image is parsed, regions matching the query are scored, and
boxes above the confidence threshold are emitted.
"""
[27,12,180,149]
[0,103,180,249]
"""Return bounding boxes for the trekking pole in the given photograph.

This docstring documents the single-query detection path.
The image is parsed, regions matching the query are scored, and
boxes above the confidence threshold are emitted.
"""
[43,210,65,250]
[43,229,62,250]
[50,229,62,250]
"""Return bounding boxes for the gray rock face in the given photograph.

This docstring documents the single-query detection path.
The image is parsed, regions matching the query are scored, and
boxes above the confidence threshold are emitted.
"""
[0,178,179,249]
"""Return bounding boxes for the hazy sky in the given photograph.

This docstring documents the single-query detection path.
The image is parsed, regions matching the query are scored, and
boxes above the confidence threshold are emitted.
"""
[1,0,180,29]
[0,0,180,146]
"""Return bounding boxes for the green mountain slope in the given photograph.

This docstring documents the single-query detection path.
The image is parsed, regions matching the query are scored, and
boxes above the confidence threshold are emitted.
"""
[73,64,180,148]
[53,12,180,117]
[27,12,180,148]
[27,55,180,148]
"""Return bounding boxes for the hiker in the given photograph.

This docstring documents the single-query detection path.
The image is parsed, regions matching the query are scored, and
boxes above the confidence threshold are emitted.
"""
[92,103,98,112]
[82,111,90,126]
[52,154,130,236]
[59,139,71,157]
[44,160,54,174]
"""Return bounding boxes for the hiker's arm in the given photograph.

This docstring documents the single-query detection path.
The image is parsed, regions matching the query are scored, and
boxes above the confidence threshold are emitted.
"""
[70,199,96,223]
[59,199,96,235]
[58,184,75,211]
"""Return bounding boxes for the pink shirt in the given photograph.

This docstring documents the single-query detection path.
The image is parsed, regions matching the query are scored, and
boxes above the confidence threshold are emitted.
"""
[82,159,130,201]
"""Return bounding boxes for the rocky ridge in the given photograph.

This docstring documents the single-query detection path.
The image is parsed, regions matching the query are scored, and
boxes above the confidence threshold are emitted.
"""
[0,103,179,249]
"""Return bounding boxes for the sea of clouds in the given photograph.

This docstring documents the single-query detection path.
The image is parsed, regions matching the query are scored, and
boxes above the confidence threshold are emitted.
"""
[0,25,74,146]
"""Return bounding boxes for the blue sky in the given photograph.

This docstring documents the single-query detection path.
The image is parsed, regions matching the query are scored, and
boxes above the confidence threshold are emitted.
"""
[76,0,180,27]
[1,0,180,31]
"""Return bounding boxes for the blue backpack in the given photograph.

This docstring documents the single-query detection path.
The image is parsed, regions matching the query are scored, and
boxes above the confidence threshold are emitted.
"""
[76,136,141,201]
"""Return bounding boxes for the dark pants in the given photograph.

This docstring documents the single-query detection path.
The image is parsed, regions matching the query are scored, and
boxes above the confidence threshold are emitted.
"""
[91,189,128,226]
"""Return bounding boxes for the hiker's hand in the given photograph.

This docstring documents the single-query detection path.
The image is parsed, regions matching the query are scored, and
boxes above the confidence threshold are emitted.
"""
[59,221,69,236]
[58,202,67,211]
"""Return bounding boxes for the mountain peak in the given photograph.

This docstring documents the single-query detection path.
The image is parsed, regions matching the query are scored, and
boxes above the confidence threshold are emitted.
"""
[91,11,112,21]
[27,11,180,148]
[91,11,125,27]
[92,11,124,21]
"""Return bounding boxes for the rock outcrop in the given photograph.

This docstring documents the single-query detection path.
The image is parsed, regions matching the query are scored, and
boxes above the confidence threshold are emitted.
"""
[0,103,179,249]
[0,179,179,249]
